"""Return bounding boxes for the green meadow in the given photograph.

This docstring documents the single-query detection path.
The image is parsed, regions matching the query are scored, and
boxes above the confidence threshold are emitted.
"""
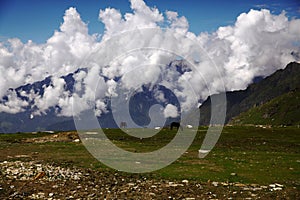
[0,126,299,188]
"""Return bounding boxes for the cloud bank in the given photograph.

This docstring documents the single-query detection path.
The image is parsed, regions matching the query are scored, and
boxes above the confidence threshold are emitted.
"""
[0,0,299,118]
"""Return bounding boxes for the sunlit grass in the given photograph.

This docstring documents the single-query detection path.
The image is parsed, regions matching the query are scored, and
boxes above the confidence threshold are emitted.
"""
[0,126,299,187]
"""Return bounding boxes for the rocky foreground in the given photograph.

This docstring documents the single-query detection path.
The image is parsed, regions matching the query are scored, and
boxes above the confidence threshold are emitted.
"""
[0,160,298,200]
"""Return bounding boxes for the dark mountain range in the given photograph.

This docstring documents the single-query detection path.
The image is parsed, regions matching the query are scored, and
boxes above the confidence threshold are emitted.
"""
[199,62,300,125]
[0,70,80,133]
[0,61,186,133]
[0,61,299,133]
[230,89,300,125]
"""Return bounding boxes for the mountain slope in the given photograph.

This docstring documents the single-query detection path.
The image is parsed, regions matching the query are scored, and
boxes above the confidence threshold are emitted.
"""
[0,61,186,133]
[1,61,299,132]
[230,89,300,125]
[199,62,300,125]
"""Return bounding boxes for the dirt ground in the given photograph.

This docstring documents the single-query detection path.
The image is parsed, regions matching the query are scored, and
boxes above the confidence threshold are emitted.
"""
[1,160,298,199]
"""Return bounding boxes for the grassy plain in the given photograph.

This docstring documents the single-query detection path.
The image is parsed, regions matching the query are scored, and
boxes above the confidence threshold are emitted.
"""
[0,126,299,188]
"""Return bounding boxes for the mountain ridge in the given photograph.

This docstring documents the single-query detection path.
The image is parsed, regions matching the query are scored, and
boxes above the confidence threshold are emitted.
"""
[230,89,300,125]
[0,62,299,133]
[199,62,300,125]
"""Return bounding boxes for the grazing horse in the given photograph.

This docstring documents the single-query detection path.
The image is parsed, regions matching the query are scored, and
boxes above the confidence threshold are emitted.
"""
[170,122,182,131]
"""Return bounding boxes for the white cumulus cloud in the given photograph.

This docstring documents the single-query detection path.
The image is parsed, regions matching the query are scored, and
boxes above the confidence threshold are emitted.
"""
[0,0,299,119]
[163,104,179,118]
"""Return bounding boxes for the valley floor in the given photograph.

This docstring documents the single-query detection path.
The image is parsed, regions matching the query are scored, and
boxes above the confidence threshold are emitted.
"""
[0,126,299,199]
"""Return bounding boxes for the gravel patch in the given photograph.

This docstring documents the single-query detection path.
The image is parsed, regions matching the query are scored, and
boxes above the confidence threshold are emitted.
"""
[0,160,298,199]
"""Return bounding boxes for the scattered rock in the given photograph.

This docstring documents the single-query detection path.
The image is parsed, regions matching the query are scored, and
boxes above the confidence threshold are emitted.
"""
[168,182,184,187]
[73,139,80,143]
[269,184,276,188]
[14,155,30,158]
[271,187,283,191]
[23,131,79,143]
[0,160,294,199]
[0,161,83,181]
[275,183,283,187]
[234,183,246,187]
[212,181,218,187]
[252,187,262,191]
[222,182,229,186]
[149,192,156,196]
[34,171,46,180]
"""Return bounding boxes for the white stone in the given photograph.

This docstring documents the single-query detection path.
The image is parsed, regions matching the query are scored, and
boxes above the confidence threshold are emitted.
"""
[275,183,283,187]
[212,181,218,187]
[182,179,189,184]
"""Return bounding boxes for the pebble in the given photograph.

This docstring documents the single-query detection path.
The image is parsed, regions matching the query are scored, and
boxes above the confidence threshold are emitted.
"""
[128,183,135,186]
[221,182,229,186]
[269,184,276,188]
[149,192,156,196]
[0,160,290,199]
[196,183,203,189]
[275,183,283,187]
[168,182,184,187]
[212,182,218,187]
[271,187,283,191]
[234,183,246,187]
[1,161,83,181]
[37,192,45,197]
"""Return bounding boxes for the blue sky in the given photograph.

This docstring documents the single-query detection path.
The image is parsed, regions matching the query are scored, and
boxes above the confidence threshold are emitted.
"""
[0,0,299,43]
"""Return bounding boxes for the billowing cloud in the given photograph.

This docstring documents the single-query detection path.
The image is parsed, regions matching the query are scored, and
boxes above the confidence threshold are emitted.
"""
[208,9,300,90]
[163,104,178,118]
[0,0,299,120]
